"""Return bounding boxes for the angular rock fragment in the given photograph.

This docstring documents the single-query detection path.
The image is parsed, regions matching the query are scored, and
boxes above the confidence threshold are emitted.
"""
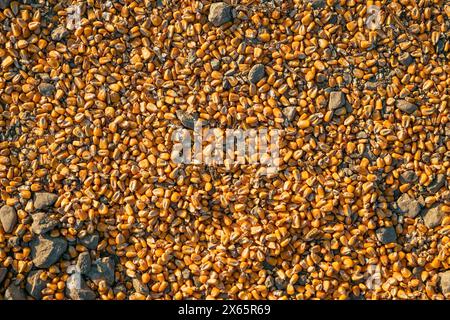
[208,2,233,27]
[328,91,346,110]
[78,232,100,250]
[282,107,297,122]
[439,271,450,295]
[175,110,197,130]
[396,193,421,218]
[26,270,48,299]
[5,283,27,300]
[76,252,91,275]
[396,100,417,114]
[34,192,58,210]
[30,235,67,268]
[0,205,17,233]
[132,278,149,294]
[427,174,445,193]
[399,170,418,184]
[31,212,59,235]
[38,83,56,97]
[66,273,96,300]
[423,204,445,228]
[376,227,397,244]
[87,257,115,286]
[248,64,265,83]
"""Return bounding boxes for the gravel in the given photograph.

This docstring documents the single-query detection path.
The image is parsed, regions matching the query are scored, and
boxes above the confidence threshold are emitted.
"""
[423,204,445,229]
[208,2,233,27]
[33,192,58,211]
[26,270,49,299]
[376,227,397,244]
[0,205,17,233]
[30,235,68,268]
[248,64,266,83]
[328,91,346,110]
[396,193,422,218]
[396,100,418,114]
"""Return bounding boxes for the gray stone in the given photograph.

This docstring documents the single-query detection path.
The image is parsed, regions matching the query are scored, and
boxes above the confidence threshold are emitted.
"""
[78,232,99,250]
[31,212,59,235]
[34,192,58,210]
[439,271,450,295]
[38,83,56,97]
[30,235,67,268]
[5,283,27,300]
[0,205,17,233]
[0,267,7,285]
[398,52,413,66]
[132,278,149,294]
[76,252,91,275]
[376,227,397,244]
[396,193,421,218]
[66,273,96,300]
[87,257,115,286]
[26,270,48,299]
[396,100,417,114]
[423,204,445,228]
[51,26,69,41]
[208,2,233,27]
[328,91,346,110]
[427,174,445,193]
[248,64,265,83]
[399,170,418,184]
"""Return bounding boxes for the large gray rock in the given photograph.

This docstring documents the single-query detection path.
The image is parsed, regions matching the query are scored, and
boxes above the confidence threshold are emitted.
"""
[376,227,397,244]
[423,204,445,228]
[5,283,27,300]
[87,257,115,286]
[0,205,17,233]
[26,270,48,299]
[396,193,421,218]
[439,271,450,295]
[30,235,67,268]
[34,192,58,211]
[208,2,233,27]
[66,273,96,300]
[31,212,59,235]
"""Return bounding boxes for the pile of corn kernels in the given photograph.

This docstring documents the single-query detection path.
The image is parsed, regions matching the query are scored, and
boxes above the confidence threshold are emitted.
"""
[0,0,449,300]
